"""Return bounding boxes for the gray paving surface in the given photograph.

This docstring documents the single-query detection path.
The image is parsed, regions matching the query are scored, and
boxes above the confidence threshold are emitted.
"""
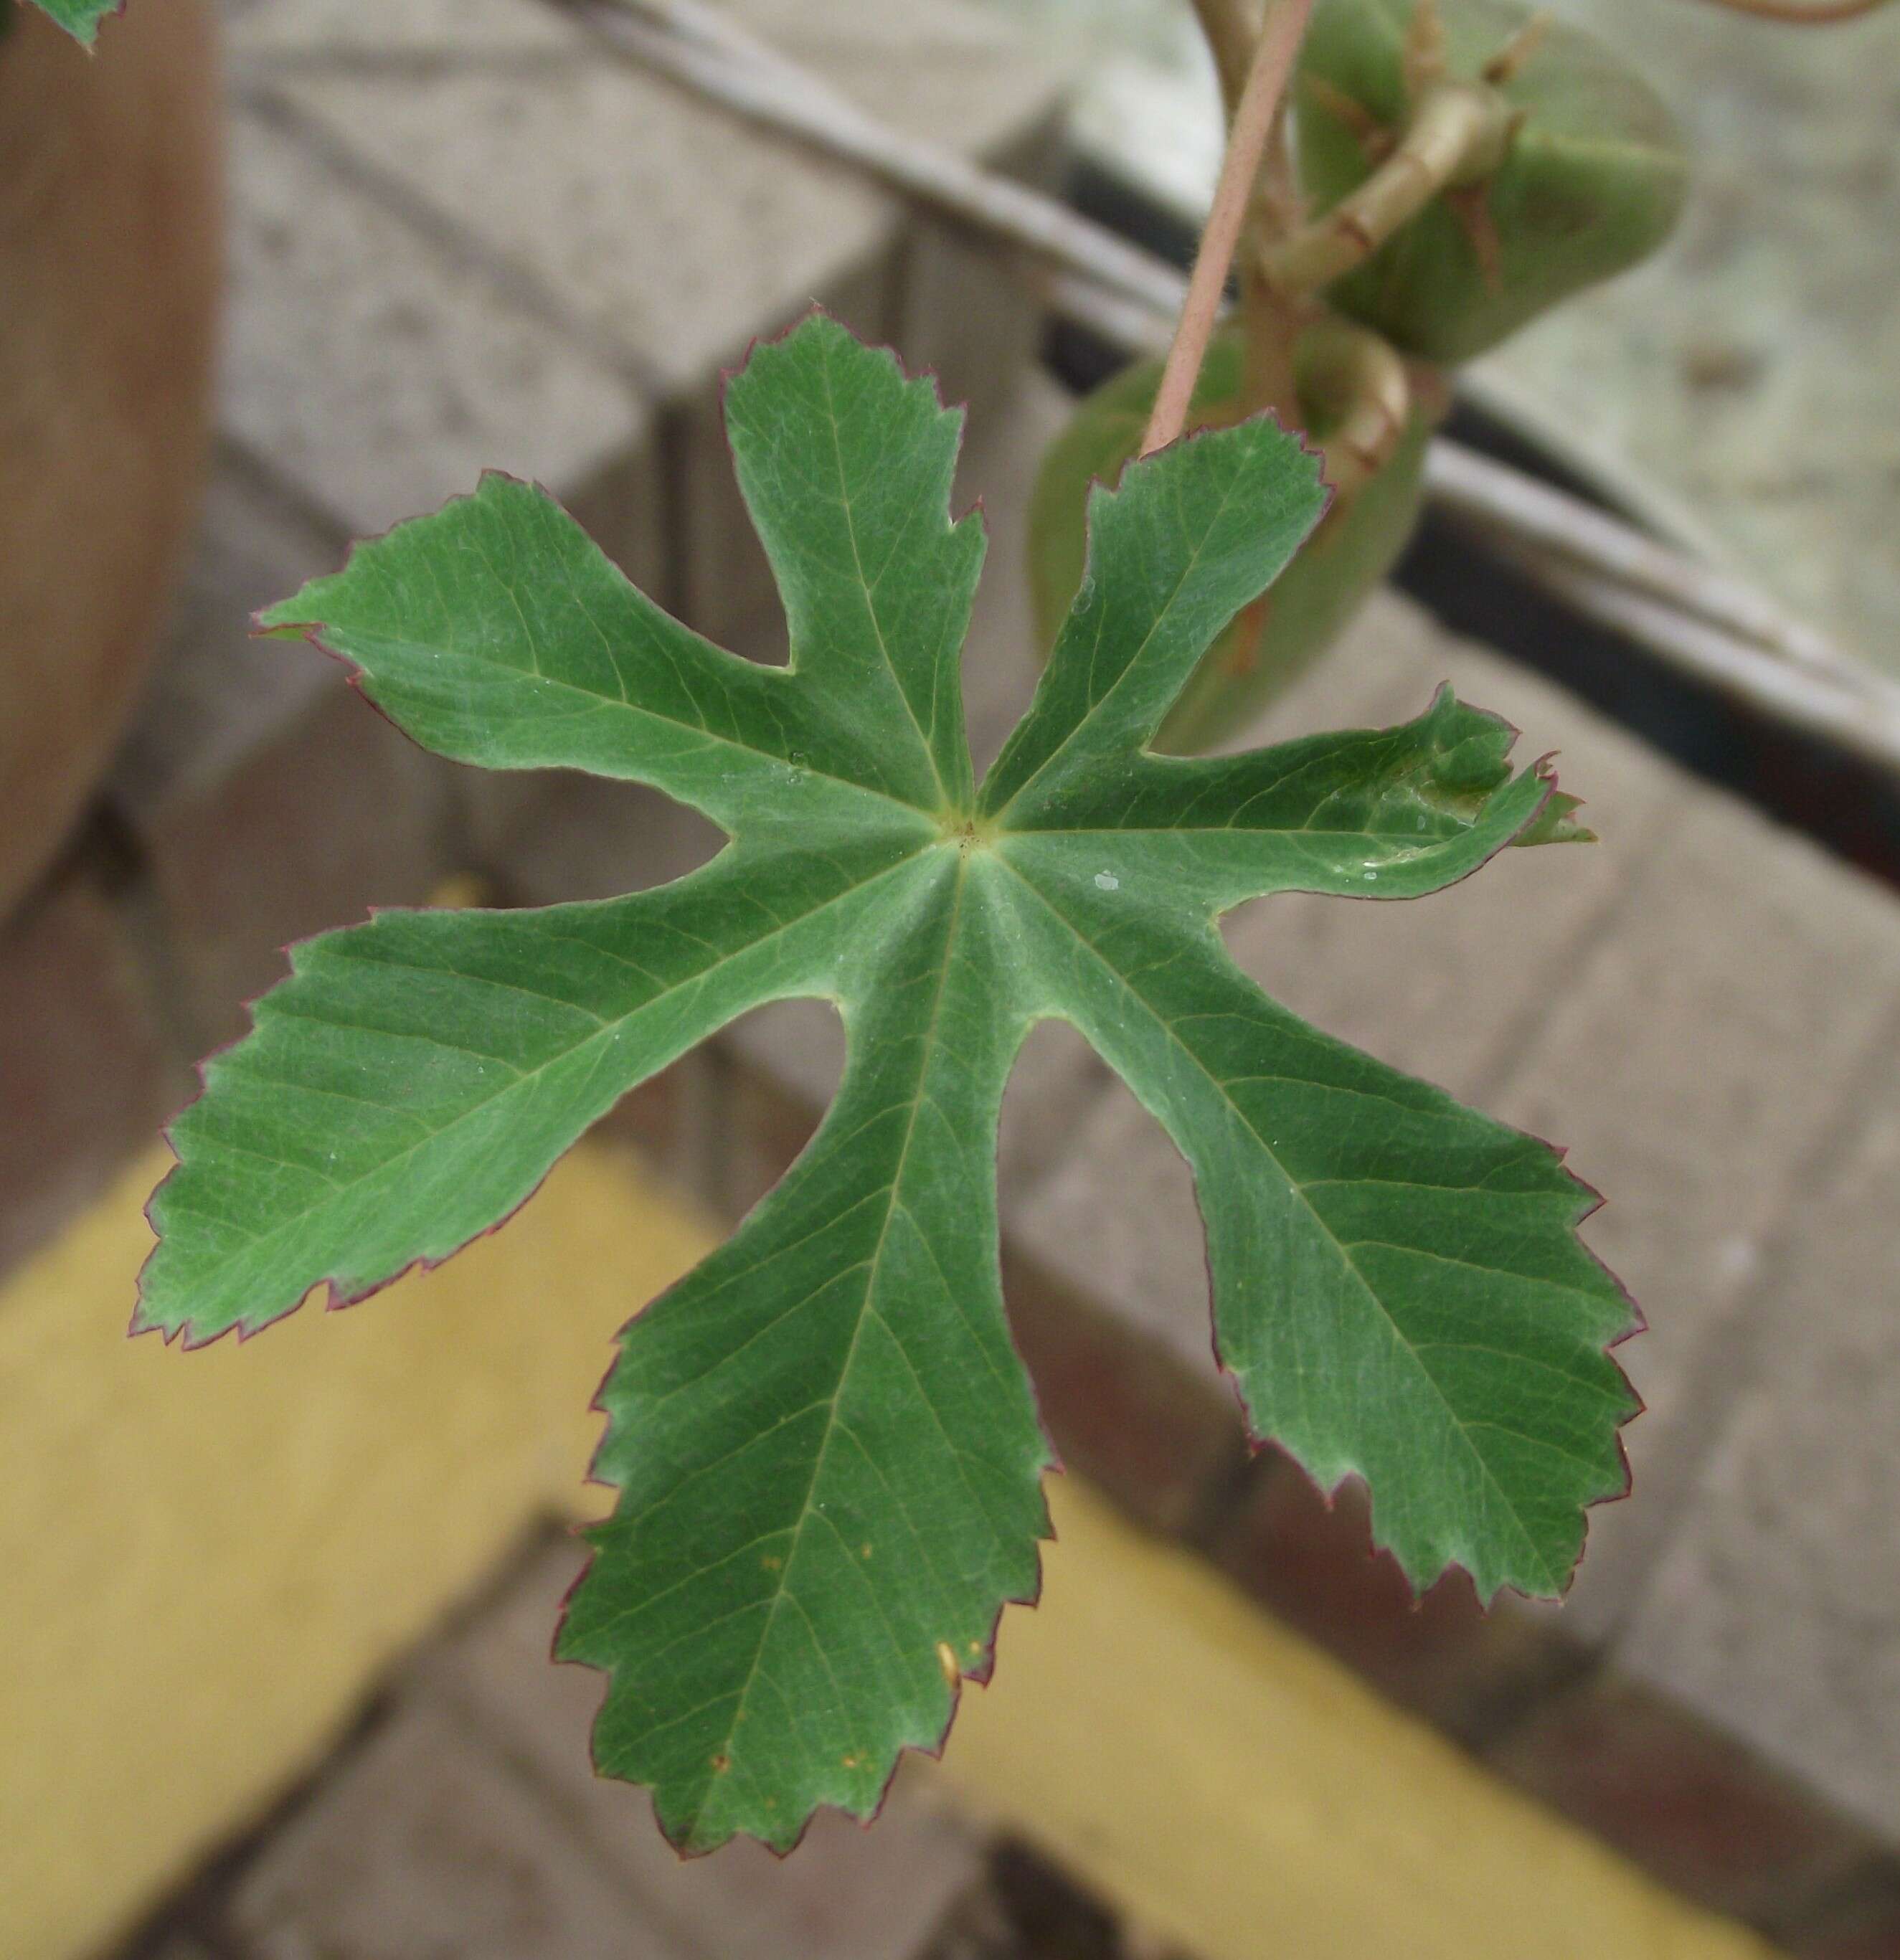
[141,1530,1157,1960]
[1622,1040,1900,1845]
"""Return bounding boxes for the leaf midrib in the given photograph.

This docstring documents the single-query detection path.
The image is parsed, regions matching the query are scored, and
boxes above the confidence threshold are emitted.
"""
[333,625,930,820]
[163,848,934,1314]
[682,858,975,1840]
[1005,820,1493,849]
[816,334,953,809]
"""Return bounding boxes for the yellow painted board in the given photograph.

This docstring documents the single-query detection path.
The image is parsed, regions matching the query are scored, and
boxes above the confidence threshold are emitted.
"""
[0,1141,714,1960]
[935,1475,1780,1960]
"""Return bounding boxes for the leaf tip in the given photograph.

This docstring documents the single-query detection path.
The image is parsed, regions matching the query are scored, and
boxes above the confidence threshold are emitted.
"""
[559,1462,1057,1860]
[1516,754,1597,847]
[27,0,123,49]
[1121,402,1332,516]
[722,305,975,475]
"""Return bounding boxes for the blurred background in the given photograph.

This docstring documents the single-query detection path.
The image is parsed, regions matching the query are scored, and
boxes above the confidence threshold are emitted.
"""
[2,1,1898,1956]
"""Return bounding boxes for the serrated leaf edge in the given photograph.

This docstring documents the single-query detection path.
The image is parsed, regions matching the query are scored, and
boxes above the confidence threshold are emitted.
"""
[133,316,1644,1861]
[553,1042,1064,1860]
[1192,736,1643,1604]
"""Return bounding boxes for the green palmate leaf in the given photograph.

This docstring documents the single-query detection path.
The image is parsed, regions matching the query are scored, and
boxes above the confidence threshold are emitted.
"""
[138,314,1635,1853]
[22,0,123,45]
[1298,0,1688,363]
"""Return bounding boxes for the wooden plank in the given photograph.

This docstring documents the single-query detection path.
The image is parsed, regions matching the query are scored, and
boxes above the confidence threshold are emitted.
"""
[932,1477,1782,1960]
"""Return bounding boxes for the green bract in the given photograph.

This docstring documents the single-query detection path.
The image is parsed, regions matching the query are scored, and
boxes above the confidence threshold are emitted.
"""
[23,0,123,44]
[1028,328,1430,751]
[1299,0,1688,362]
[138,316,1635,1854]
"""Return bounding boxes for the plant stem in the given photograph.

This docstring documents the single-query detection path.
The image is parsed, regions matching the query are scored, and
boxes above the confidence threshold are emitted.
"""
[1140,0,1316,457]
[1300,318,1412,496]
[1186,0,1307,423]
[1257,80,1512,296]
[575,0,1894,753]
[1239,268,1307,425]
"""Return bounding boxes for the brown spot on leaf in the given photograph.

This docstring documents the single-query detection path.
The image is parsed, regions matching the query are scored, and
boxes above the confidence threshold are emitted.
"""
[1223,597,1270,677]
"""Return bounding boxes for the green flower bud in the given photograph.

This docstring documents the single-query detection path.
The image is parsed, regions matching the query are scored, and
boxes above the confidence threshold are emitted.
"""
[1297,0,1689,362]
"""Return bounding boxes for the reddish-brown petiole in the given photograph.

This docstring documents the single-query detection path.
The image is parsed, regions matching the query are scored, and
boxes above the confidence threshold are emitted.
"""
[1140,0,1317,458]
